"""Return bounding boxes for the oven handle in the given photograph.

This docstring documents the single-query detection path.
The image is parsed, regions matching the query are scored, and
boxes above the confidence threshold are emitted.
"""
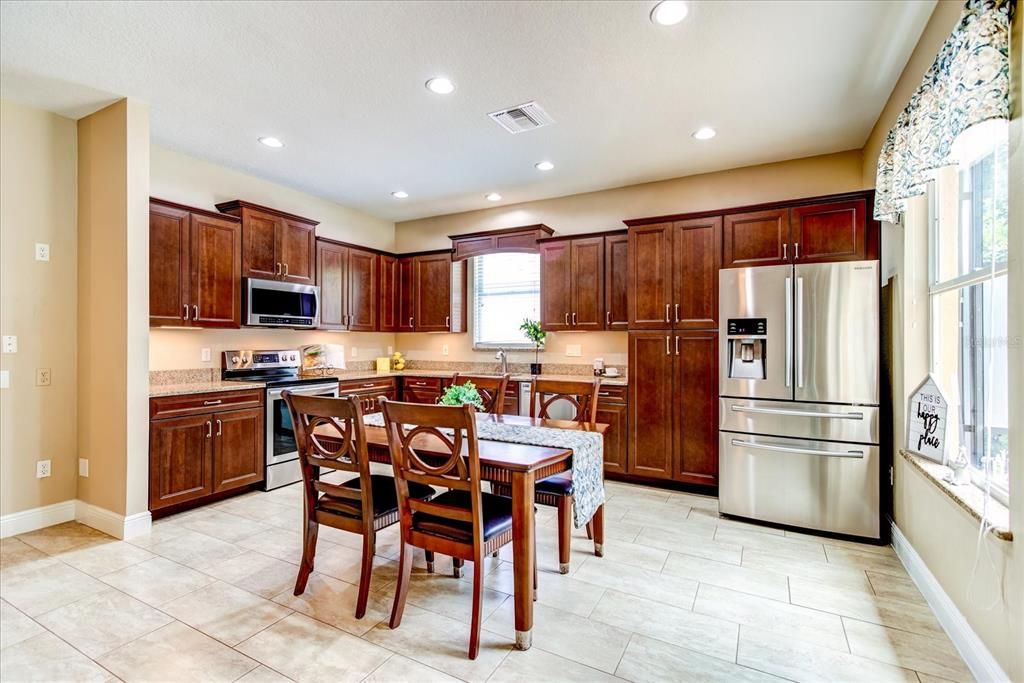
[729,438,864,458]
[729,405,864,420]
[267,383,340,401]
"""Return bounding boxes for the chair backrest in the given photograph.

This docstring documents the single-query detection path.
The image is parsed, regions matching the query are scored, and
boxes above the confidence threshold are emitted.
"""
[381,399,483,543]
[529,377,601,428]
[451,373,510,414]
[284,392,373,516]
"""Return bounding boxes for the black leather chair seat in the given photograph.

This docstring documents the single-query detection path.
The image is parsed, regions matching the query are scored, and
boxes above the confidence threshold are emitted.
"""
[535,473,573,496]
[318,474,434,519]
[412,490,513,543]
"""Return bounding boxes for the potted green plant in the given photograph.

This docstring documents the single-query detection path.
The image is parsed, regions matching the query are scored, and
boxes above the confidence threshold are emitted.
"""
[520,318,546,375]
[438,381,485,411]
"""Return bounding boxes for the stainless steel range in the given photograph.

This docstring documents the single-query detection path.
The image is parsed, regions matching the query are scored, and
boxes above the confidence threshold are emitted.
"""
[718,261,881,539]
[222,349,338,490]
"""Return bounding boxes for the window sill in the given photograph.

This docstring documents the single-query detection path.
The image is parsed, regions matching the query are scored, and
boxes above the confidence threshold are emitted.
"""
[899,449,1012,541]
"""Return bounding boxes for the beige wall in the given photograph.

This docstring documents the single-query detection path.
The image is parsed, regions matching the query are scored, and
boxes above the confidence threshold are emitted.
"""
[77,99,150,518]
[0,100,78,516]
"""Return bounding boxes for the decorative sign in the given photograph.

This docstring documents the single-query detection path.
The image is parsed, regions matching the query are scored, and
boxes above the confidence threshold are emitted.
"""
[907,374,950,463]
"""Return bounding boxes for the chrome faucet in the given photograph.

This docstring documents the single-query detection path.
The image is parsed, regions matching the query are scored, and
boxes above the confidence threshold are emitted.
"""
[495,347,509,374]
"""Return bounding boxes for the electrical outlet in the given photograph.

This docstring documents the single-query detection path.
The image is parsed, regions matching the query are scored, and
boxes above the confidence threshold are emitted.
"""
[79,458,89,477]
[351,347,357,358]
[442,344,449,356]
[2,336,16,353]
[201,348,211,362]
[565,344,582,357]
[37,460,51,478]
[35,368,51,386]
[35,243,50,261]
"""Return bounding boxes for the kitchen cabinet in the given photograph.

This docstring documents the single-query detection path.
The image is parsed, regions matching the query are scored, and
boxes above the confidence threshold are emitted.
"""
[150,199,242,329]
[674,331,719,485]
[149,389,264,513]
[539,240,572,331]
[397,256,417,332]
[215,200,317,284]
[539,234,619,331]
[627,223,674,329]
[379,254,399,332]
[723,208,790,268]
[502,381,520,416]
[450,224,554,260]
[596,385,628,476]
[338,377,397,414]
[627,333,676,479]
[604,233,629,330]
[401,377,443,404]
[570,237,604,330]
[790,198,868,263]
[393,252,467,333]
[316,239,379,331]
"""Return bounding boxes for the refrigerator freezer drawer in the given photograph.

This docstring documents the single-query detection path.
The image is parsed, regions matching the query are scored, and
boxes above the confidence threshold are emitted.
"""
[719,398,879,444]
[719,433,880,539]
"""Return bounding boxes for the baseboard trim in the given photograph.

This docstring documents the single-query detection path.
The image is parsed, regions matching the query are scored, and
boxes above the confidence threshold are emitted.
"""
[0,500,77,538]
[74,501,152,540]
[890,522,1008,683]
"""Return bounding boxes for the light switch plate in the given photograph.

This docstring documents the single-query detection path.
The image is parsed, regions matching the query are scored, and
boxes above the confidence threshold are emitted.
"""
[387,346,393,356]
[1,336,16,353]
[565,344,582,357]
[442,344,449,356]
[35,368,51,386]
[79,458,89,477]
[35,243,50,261]
[201,348,211,362]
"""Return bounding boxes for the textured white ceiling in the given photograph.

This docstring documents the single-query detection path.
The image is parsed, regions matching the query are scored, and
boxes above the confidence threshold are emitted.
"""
[0,1,935,221]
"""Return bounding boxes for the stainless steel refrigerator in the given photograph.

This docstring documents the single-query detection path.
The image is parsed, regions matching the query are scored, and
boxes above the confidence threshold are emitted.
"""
[718,261,880,539]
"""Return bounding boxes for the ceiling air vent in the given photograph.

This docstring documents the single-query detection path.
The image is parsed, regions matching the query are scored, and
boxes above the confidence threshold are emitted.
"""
[488,101,554,134]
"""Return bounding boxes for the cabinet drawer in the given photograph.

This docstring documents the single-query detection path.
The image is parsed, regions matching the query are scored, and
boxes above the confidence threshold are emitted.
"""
[597,385,627,404]
[150,390,263,420]
[403,376,442,391]
[338,377,396,395]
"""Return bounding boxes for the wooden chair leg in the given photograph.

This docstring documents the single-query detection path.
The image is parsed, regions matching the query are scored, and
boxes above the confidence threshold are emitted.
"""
[468,551,484,660]
[592,504,605,557]
[425,550,435,573]
[389,540,413,629]
[453,557,464,578]
[294,518,319,595]
[585,522,594,540]
[556,496,572,574]
[354,531,374,619]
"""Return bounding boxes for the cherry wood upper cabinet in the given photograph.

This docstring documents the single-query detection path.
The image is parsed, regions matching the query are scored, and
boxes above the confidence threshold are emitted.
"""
[391,252,465,333]
[604,233,629,330]
[150,198,240,329]
[216,200,319,284]
[539,240,572,331]
[627,332,675,480]
[628,223,674,329]
[347,247,379,331]
[674,330,719,486]
[149,201,191,327]
[570,237,605,330]
[722,208,790,268]
[316,240,347,330]
[317,239,380,331]
[672,217,722,329]
[397,256,417,332]
[415,252,455,332]
[379,254,399,333]
[791,198,868,263]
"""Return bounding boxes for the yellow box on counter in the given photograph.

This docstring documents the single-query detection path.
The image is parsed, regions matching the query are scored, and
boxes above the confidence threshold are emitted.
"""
[376,357,391,373]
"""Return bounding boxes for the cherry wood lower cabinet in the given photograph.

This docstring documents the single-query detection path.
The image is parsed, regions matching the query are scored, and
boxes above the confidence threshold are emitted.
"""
[338,377,397,414]
[674,331,719,485]
[149,390,264,512]
[401,376,443,404]
[596,385,628,476]
[627,333,676,479]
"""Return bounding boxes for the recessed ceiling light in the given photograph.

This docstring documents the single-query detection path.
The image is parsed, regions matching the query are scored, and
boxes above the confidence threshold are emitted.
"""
[258,136,284,148]
[535,161,555,171]
[485,192,502,202]
[650,0,689,26]
[425,77,456,95]
[692,126,716,140]
[391,191,409,199]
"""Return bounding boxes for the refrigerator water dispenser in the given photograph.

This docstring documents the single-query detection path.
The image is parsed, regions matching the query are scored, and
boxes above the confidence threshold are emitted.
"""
[725,318,767,380]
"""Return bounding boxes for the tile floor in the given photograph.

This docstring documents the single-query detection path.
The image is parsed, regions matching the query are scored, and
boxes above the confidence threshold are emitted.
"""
[0,477,973,682]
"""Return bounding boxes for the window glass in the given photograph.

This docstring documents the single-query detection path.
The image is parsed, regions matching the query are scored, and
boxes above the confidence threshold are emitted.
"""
[472,253,540,347]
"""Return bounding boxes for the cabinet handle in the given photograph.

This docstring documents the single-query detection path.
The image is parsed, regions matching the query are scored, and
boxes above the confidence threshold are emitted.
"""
[665,304,670,322]
[572,312,577,325]
[674,303,679,323]
[794,242,800,259]
[206,421,212,438]
[445,315,450,328]
[193,305,198,320]
[606,311,611,326]
[665,335,670,355]
[203,399,222,406]
[783,244,788,260]
[362,383,376,387]
[409,317,414,327]
[276,262,282,276]
[183,305,189,321]
[283,263,289,278]
[564,313,569,325]
[675,335,680,355]
[599,391,610,396]
[216,419,222,436]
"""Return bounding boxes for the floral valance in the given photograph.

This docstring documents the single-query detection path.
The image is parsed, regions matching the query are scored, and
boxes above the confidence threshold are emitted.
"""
[874,0,1013,223]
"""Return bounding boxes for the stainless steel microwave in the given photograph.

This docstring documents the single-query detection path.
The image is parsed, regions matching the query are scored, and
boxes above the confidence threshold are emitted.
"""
[244,278,320,328]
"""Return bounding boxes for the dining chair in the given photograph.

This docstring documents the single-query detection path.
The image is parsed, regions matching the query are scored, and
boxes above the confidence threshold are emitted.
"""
[450,373,510,414]
[495,377,604,573]
[381,399,515,660]
[284,392,436,618]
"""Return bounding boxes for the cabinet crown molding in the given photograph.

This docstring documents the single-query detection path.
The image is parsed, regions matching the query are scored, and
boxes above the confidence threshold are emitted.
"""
[214,199,320,226]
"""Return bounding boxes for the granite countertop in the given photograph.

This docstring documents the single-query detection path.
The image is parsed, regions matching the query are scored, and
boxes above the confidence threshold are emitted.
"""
[149,380,266,398]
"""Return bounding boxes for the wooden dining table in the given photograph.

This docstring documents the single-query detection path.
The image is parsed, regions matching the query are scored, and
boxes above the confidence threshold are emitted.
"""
[316,412,606,651]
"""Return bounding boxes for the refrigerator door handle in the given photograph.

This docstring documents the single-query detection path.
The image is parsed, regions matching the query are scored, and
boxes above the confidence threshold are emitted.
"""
[729,438,864,459]
[784,276,792,388]
[796,276,804,388]
[729,404,864,420]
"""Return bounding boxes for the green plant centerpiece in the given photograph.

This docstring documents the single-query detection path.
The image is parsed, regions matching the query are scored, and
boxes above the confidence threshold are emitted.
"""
[520,318,546,375]
[438,381,485,411]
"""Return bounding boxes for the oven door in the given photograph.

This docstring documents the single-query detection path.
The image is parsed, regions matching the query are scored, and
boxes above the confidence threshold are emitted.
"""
[265,382,339,489]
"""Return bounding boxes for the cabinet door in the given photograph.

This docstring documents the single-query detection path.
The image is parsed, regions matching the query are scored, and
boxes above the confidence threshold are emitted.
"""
[627,332,675,479]
[571,237,604,330]
[539,241,572,331]
[316,240,347,330]
[213,407,263,493]
[149,414,213,510]
[723,209,790,268]
[502,382,520,416]
[190,213,242,328]
[415,253,452,332]
[672,217,721,329]
[397,256,417,331]
[279,218,316,284]
[604,233,629,330]
[241,208,281,280]
[674,331,719,486]
[149,202,190,327]
[597,399,628,476]
[628,223,673,329]
[378,253,399,332]
[347,248,379,331]
[791,198,867,263]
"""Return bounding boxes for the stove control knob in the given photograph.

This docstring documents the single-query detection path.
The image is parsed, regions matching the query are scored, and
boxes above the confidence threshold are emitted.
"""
[231,356,240,364]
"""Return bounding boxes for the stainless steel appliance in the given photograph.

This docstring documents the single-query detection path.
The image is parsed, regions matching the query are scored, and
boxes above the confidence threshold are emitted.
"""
[718,261,880,539]
[244,278,320,328]
[222,349,338,490]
